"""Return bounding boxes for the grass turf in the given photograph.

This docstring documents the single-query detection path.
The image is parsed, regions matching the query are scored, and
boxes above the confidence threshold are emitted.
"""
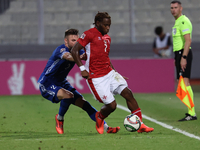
[0,92,199,150]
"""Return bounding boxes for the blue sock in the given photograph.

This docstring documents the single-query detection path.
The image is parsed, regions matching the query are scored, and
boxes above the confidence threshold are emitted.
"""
[82,101,106,124]
[59,100,106,124]
[58,99,70,117]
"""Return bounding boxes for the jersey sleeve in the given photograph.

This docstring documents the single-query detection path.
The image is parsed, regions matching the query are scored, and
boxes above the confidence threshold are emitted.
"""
[56,47,69,59]
[180,20,191,36]
[77,30,93,47]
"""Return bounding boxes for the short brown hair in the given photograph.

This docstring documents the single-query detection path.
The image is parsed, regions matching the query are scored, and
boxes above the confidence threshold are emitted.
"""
[93,12,111,25]
[171,0,181,5]
[64,29,79,38]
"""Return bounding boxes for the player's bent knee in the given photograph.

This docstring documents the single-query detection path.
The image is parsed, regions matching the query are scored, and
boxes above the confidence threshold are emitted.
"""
[63,91,74,99]
[57,88,74,100]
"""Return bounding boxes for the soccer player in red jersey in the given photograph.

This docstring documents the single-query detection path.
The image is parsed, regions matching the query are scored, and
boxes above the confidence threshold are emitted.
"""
[38,29,120,134]
[71,12,154,134]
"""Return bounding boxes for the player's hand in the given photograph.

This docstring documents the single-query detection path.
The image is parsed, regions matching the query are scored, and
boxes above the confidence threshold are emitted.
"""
[80,53,87,60]
[180,58,187,72]
[81,70,90,79]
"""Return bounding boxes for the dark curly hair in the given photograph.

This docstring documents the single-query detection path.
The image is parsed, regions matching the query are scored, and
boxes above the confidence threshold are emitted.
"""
[93,12,111,25]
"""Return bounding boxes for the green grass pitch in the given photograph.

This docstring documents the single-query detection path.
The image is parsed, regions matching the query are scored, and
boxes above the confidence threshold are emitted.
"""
[0,91,200,150]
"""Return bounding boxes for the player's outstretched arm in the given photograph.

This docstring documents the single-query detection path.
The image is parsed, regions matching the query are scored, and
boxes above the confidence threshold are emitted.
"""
[62,52,74,61]
[71,42,90,79]
[71,42,84,66]
[62,52,86,62]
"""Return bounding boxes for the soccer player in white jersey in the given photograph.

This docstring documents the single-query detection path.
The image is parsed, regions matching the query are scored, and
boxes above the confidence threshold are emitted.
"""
[38,29,120,134]
[71,12,154,134]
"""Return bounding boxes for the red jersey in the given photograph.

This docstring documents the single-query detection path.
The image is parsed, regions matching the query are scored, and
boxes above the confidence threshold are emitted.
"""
[77,27,112,78]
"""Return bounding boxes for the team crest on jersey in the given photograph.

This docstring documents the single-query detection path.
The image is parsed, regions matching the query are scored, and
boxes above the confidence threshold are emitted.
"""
[172,28,176,35]
[80,33,86,39]
[60,48,66,53]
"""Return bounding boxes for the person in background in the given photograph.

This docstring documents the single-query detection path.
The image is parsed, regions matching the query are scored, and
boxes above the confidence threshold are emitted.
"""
[71,12,154,134]
[38,29,120,134]
[171,0,197,121]
[153,26,172,58]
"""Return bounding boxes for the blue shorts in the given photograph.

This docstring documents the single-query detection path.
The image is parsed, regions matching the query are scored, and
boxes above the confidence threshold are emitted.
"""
[39,80,82,103]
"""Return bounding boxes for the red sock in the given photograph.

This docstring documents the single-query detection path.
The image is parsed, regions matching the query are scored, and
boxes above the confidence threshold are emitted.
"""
[131,108,142,122]
[98,111,106,120]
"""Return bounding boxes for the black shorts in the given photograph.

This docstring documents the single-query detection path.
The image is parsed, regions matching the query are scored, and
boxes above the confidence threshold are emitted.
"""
[174,49,192,79]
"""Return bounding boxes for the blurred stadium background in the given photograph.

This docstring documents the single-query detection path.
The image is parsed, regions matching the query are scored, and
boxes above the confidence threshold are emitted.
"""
[0,0,199,78]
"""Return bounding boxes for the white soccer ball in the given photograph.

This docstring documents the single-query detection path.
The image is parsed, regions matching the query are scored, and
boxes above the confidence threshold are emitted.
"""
[124,114,141,132]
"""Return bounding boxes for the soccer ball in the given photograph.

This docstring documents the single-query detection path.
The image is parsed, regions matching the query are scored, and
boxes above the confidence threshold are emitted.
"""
[124,114,141,132]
